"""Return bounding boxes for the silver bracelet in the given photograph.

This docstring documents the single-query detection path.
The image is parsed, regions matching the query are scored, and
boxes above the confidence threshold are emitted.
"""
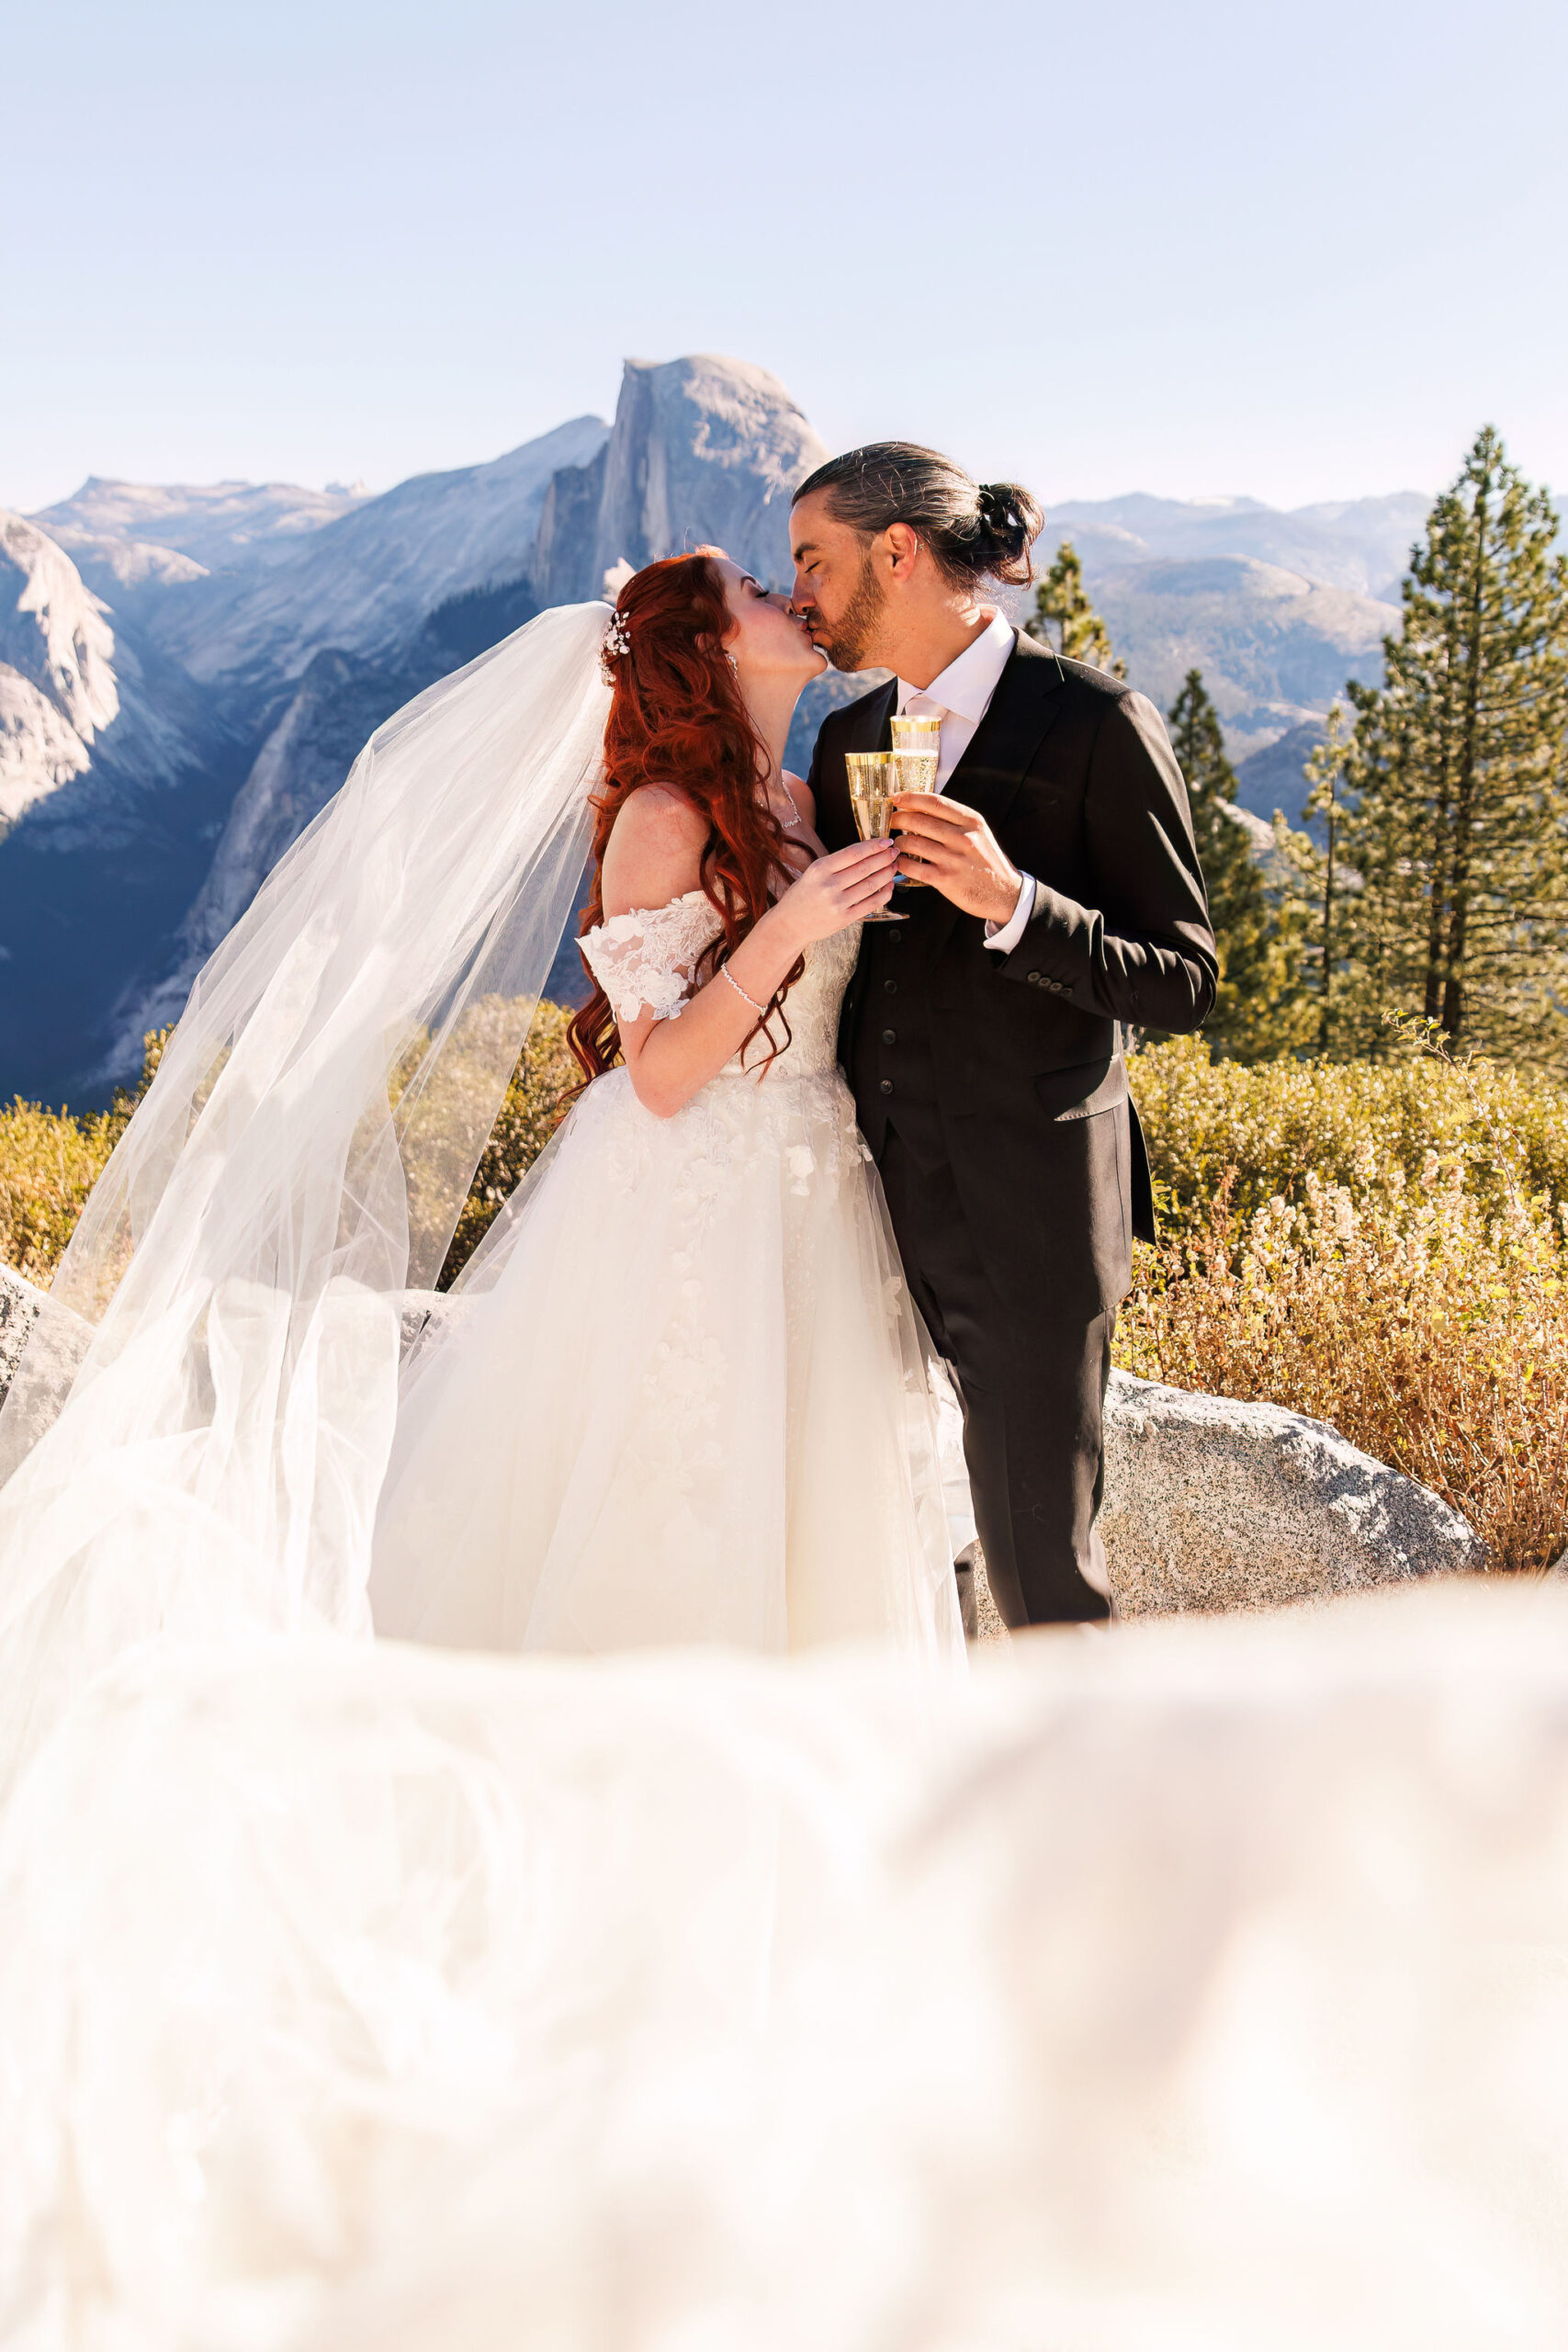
[719,963,767,1017]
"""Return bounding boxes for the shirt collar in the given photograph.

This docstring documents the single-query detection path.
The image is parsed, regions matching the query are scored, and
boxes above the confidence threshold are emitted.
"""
[897,611,1015,723]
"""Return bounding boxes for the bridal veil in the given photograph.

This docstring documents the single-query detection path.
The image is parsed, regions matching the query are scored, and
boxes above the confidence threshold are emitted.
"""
[0,603,613,1792]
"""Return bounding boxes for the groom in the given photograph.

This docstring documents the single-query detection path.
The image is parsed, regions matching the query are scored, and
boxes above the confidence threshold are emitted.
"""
[791,445,1217,1630]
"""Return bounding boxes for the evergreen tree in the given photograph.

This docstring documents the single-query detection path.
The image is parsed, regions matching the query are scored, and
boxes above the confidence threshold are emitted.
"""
[1301,703,1355,1054]
[1027,541,1125,675]
[1168,669,1307,1058]
[1339,427,1568,1067]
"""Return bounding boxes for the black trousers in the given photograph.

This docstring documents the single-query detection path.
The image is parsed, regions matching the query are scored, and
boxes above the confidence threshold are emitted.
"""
[878,1130,1114,1628]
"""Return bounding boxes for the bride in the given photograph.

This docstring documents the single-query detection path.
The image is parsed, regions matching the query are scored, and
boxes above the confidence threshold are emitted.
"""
[370,550,962,1657]
[0,550,958,1796]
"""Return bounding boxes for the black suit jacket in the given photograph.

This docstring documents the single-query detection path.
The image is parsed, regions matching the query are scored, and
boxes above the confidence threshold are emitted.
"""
[807,631,1217,1321]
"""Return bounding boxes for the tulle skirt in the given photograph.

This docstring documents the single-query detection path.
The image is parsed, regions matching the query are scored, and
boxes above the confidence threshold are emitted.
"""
[369,1063,964,1662]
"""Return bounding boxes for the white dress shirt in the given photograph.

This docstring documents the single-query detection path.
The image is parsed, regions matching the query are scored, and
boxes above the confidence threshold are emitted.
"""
[895,611,1037,953]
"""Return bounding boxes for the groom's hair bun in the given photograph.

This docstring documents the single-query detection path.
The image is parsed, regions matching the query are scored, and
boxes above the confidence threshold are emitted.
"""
[792,442,1043,589]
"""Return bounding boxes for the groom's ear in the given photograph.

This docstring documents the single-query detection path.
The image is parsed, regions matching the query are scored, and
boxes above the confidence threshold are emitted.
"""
[884,522,922,582]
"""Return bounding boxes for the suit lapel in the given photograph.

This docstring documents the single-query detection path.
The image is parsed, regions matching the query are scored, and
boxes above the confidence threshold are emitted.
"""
[855,675,897,752]
[918,630,1066,956]
[943,629,1065,831]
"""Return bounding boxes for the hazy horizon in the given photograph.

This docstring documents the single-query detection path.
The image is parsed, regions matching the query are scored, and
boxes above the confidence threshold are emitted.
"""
[18,406,1448,526]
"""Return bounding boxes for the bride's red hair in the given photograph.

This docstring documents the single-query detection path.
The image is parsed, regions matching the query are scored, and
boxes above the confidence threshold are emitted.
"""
[567,551,804,1082]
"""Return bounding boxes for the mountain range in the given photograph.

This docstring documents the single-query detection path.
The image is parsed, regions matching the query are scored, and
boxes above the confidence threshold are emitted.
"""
[3,353,1433,1103]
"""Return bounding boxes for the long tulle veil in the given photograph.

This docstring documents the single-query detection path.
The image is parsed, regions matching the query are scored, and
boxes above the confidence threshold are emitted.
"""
[0,601,613,1792]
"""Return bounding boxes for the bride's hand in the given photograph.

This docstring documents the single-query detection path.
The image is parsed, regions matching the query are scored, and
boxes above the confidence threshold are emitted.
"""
[773,839,898,945]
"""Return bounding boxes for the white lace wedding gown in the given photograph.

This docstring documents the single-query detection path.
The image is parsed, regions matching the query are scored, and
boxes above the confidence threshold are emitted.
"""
[370,893,963,1661]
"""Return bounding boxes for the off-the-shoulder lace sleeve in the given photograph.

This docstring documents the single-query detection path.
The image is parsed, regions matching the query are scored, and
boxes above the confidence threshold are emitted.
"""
[580,891,724,1025]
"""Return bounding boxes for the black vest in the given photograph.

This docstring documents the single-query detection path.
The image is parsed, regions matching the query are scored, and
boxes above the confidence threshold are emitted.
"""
[850,884,952,1170]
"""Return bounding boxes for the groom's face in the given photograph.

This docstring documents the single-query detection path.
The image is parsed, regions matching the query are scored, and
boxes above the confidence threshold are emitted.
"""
[789,492,887,673]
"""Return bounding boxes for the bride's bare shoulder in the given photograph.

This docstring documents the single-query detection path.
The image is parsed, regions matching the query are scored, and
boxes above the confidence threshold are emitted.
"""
[601,783,707,921]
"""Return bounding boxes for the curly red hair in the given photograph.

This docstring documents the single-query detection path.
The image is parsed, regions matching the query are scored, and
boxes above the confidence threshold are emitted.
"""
[568,551,804,1082]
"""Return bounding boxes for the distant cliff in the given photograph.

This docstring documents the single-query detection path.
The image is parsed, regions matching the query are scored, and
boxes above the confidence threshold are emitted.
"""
[2,354,1410,1102]
[534,355,826,603]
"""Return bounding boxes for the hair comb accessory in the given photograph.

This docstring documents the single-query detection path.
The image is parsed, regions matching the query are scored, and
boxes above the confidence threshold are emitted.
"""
[603,611,632,659]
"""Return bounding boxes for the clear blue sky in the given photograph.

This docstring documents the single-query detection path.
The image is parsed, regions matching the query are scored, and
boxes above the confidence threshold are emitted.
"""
[5,0,1564,515]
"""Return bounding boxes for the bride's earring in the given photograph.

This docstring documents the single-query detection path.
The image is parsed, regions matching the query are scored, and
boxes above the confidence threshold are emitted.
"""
[727,652,739,676]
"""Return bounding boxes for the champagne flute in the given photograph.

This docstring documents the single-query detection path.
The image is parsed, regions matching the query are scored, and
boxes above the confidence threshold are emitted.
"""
[844,752,908,922]
[889,713,941,887]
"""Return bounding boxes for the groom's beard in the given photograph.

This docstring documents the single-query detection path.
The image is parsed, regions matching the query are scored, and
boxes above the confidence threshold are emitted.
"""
[817,553,886,673]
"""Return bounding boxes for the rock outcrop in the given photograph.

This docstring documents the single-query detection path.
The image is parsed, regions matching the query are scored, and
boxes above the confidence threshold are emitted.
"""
[1100,1371,1485,1616]
[0,1262,94,1459]
[533,355,827,605]
[0,512,223,864]
[0,1262,48,1391]
[0,513,119,828]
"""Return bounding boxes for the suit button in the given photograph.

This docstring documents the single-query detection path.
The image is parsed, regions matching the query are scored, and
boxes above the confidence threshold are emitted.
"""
[1027,970,1043,986]
[879,1079,894,1095]
[881,1027,897,1046]
[883,978,897,994]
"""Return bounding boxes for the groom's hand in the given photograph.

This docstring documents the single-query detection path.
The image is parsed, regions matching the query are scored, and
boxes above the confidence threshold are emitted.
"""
[889,794,1022,927]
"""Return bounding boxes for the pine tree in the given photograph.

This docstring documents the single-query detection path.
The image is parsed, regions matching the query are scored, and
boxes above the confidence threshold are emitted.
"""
[1338,428,1568,1067]
[1301,703,1355,1054]
[1026,541,1125,676]
[1168,669,1307,1058]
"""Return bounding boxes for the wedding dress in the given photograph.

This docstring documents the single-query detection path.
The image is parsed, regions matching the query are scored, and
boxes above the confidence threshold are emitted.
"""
[370,899,962,1658]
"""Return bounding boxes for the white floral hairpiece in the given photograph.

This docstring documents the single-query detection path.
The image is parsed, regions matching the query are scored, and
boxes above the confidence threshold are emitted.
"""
[604,611,632,661]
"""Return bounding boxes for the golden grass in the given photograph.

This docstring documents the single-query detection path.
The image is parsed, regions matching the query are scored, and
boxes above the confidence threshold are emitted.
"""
[0,1099,126,1285]
[0,1017,580,1295]
[1122,1037,1568,1572]
[436,1001,579,1286]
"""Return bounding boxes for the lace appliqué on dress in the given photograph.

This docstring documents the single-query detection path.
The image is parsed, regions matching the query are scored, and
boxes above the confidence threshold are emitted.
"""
[580,891,723,1025]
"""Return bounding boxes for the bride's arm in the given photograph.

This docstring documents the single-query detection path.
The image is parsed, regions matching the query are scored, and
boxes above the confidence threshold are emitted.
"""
[601,786,896,1120]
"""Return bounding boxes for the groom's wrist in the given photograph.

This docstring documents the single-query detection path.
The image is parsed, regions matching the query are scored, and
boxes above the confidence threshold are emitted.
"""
[983,869,1037,950]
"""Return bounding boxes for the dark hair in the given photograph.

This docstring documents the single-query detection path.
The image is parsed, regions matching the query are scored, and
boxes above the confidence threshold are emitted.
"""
[792,442,1044,588]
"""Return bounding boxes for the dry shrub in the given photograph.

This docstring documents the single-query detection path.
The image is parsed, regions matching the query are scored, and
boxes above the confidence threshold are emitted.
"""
[0,1011,579,1295]
[0,1100,124,1284]
[437,1001,580,1286]
[1134,1031,1568,1229]
[1122,1038,1568,1572]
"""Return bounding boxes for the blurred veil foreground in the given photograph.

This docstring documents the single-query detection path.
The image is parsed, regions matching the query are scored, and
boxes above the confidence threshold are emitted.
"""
[4,1577,1568,2348]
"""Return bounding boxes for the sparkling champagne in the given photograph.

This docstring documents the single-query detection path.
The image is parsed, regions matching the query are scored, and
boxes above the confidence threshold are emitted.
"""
[889,714,941,753]
[844,752,908,922]
[889,746,939,885]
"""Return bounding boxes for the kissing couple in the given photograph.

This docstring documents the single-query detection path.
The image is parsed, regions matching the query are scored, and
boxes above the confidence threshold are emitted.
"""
[0,443,1217,1795]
